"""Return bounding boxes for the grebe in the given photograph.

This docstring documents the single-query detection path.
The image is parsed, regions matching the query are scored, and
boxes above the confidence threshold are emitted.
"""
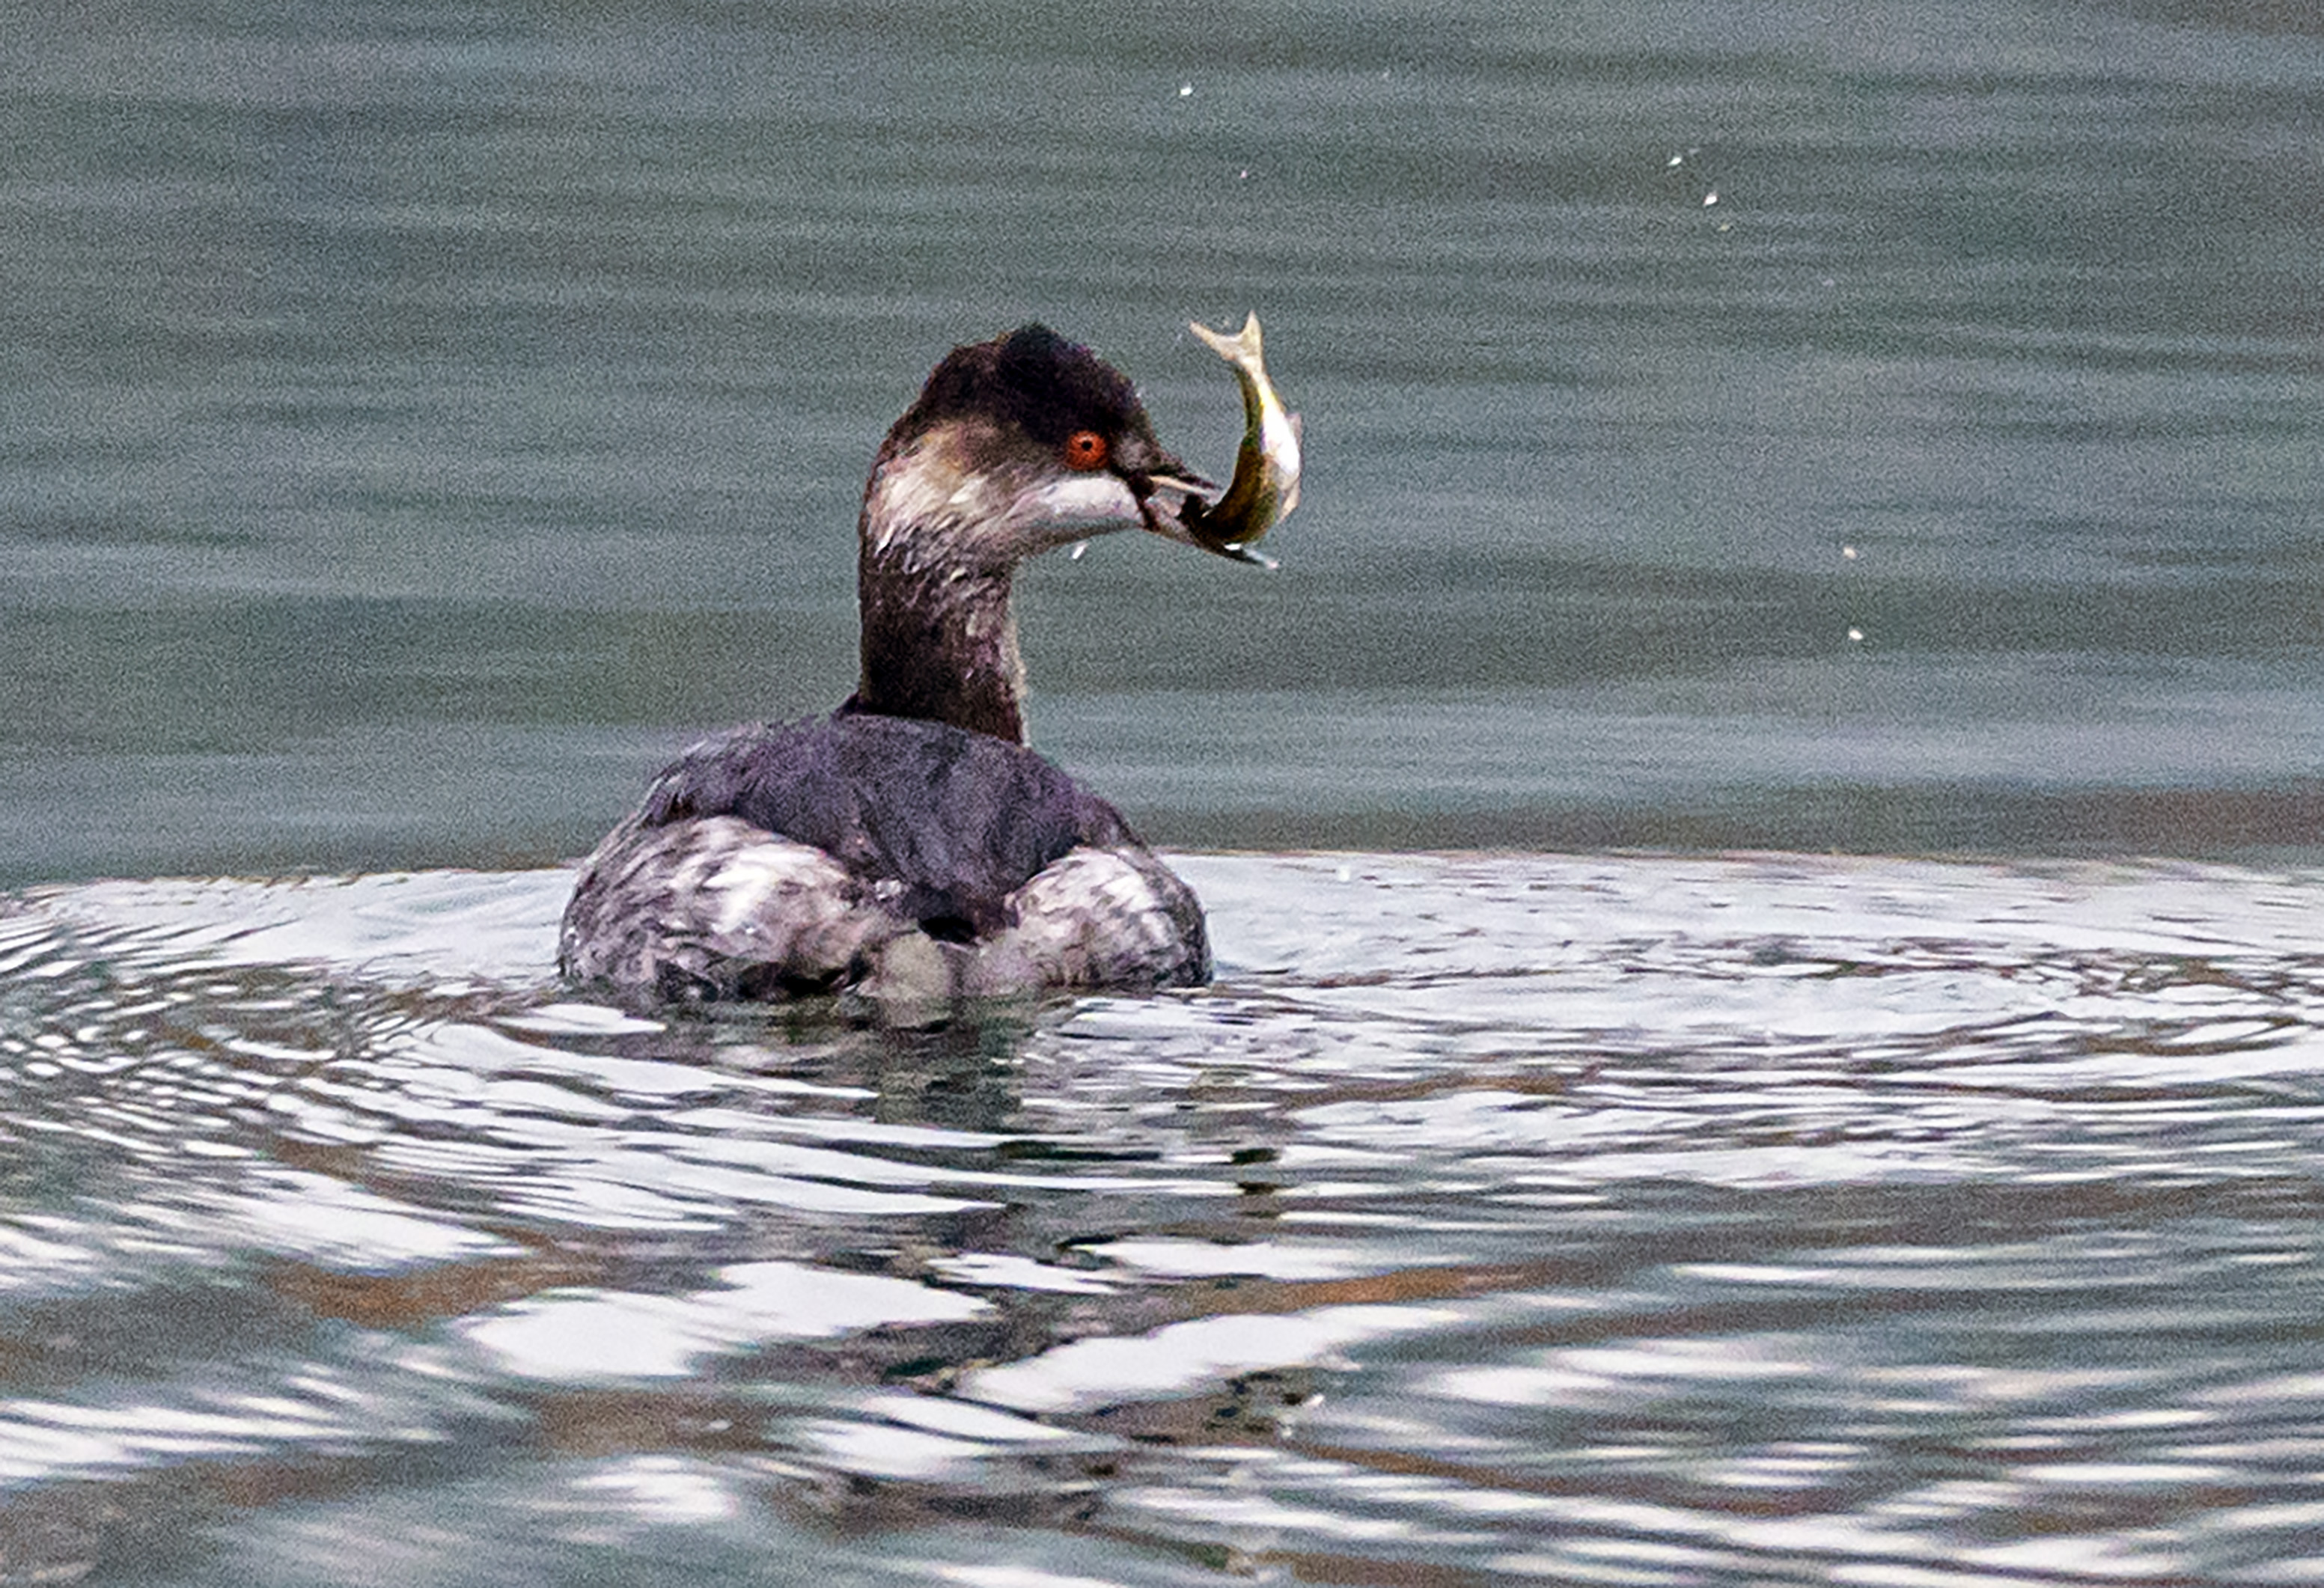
[560,325,1242,1004]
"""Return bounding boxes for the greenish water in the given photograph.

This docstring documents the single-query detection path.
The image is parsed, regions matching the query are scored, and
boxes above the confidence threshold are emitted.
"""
[7,3,2324,1583]
[6,0,2322,885]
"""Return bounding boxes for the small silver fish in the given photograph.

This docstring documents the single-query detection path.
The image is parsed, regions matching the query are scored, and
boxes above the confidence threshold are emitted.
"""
[1184,313,1302,567]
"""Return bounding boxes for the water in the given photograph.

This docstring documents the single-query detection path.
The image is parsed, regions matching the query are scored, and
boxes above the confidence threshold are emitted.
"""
[4,855,2324,1583]
[9,0,2324,1581]
[5,0,2323,880]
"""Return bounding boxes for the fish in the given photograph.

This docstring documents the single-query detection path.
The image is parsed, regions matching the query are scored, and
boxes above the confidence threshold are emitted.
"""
[1184,313,1302,567]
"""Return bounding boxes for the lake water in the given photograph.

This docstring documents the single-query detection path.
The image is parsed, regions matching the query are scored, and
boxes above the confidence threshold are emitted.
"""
[7,854,2324,1584]
[6,0,2324,1582]
[7,0,2323,879]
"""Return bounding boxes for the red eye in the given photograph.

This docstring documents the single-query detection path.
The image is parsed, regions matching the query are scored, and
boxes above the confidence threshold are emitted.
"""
[1061,430,1109,471]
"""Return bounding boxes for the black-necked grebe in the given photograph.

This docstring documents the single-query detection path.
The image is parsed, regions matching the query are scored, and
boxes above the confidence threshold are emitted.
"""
[559,325,1243,1004]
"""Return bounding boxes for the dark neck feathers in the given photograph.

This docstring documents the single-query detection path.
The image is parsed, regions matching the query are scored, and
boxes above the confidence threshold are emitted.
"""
[849,426,1031,745]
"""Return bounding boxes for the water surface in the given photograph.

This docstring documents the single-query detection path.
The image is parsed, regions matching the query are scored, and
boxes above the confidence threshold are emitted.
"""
[4,853,2323,1584]
[7,2,2324,1582]
[5,0,2323,882]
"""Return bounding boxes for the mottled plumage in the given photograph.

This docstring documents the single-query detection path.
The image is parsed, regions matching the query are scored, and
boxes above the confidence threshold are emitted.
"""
[561,713,1206,1000]
[561,325,1251,1006]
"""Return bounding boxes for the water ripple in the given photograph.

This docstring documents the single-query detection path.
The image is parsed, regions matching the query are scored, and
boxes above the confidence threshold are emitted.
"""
[4,853,2324,1581]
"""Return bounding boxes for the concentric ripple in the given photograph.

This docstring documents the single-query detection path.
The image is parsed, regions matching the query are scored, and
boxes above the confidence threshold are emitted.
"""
[3,854,2322,1584]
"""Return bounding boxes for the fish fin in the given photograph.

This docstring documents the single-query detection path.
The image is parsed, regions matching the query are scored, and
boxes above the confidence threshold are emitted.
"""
[1189,314,1264,365]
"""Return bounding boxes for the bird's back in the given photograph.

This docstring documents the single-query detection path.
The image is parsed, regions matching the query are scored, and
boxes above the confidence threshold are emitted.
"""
[559,712,1206,1002]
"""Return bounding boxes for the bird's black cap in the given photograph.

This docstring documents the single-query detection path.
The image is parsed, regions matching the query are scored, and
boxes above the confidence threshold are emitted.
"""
[897,324,1152,449]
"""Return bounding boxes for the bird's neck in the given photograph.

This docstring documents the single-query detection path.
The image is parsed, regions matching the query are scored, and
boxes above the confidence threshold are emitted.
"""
[849,434,1031,743]
[853,546,1027,744]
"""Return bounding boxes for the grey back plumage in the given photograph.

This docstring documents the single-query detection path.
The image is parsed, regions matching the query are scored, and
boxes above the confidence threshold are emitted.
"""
[638,712,1132,936]
[560,712,1207,1003]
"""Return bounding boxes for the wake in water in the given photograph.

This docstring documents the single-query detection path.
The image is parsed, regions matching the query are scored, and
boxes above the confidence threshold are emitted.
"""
[2,853,2323,1583]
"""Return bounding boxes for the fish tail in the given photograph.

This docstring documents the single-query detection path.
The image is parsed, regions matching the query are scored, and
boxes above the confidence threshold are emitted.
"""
[1189,313,1264,368]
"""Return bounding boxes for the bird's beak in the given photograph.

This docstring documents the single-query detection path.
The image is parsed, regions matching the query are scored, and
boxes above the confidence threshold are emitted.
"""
[1132,468,1213,545]
[1117,445,1263,564]
[1142,471,1277,566]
